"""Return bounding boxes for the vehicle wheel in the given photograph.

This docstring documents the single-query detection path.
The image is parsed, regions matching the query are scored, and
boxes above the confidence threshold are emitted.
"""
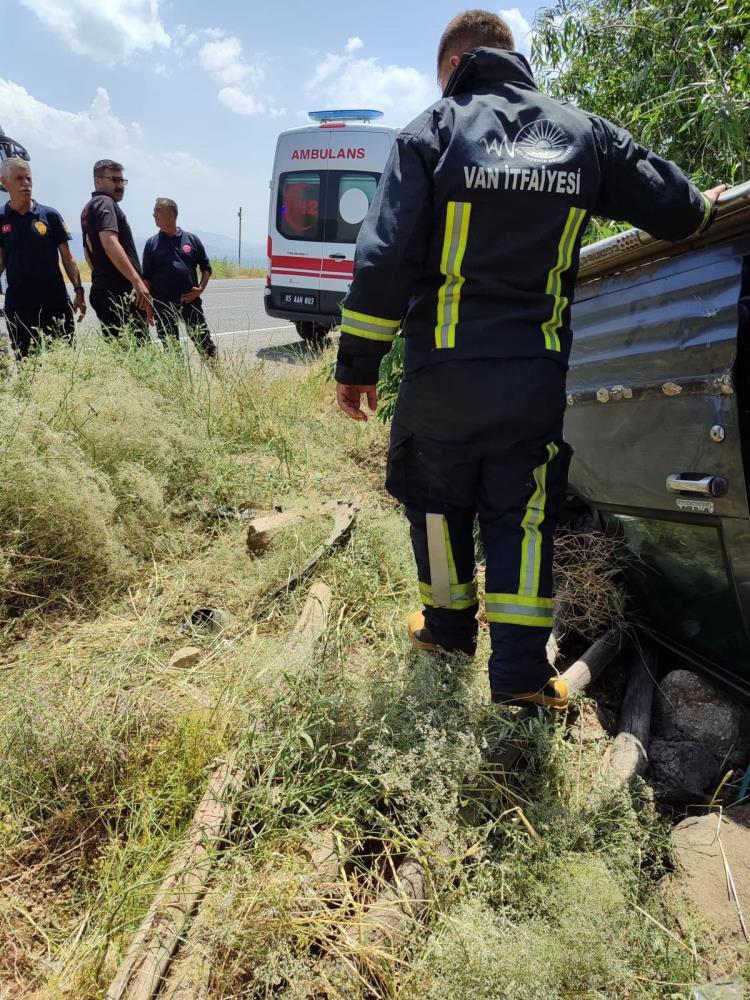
[295,321,330,347]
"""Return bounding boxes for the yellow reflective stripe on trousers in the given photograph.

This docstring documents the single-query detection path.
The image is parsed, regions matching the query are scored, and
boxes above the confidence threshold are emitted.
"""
[420,578,478,610]
[341,307,400,343]
[435,201,472,349]
[541,206,586,352]
[485,592,554,627]
[425,513,452,607]
[518,443,559,599]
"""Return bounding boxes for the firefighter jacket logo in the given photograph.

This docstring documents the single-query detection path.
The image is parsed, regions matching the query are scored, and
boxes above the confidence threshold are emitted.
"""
[34,220,48,236]
[468,119,580,194]
[480,120,571,164]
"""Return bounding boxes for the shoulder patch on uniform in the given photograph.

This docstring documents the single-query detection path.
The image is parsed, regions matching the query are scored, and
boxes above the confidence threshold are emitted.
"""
[1,223,11,234]
[34,220,48,236]
[182,243,192,253]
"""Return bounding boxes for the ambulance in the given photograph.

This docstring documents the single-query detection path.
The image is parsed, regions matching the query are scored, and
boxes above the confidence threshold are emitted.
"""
[265,110,398,344]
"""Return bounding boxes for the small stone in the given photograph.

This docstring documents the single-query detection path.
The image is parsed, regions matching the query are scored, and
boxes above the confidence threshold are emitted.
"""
[662,381,683,396]
[693,980,744,1000]
[169,646,202,669]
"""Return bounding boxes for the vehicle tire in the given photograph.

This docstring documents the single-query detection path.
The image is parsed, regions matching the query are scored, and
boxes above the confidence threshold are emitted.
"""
[295,321,330,347]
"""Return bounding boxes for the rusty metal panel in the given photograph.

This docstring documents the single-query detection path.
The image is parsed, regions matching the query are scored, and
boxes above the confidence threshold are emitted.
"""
[567,236,749,518]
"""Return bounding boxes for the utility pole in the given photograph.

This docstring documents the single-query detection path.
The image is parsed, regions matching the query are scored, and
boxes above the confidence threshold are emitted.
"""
[237,206,242,267]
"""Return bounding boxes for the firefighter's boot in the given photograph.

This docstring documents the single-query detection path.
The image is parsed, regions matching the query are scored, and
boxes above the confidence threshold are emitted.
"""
[490,677,569,710]
[408,611,476,657]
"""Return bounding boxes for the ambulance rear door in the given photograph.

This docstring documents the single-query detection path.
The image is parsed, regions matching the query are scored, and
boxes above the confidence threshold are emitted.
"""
[269,127,330,318]
[319,128,395,318]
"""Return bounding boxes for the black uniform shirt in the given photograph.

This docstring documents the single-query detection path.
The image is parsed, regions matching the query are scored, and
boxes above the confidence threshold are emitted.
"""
[142,229,211,304]
[81,193,141,293]
[0,200,70,310]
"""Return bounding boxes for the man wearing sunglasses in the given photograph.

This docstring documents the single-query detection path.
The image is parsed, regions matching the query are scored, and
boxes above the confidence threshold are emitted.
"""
[81,159,151,341]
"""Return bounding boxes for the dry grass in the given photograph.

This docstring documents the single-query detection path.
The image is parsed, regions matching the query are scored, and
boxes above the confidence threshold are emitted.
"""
[0,339,729,999]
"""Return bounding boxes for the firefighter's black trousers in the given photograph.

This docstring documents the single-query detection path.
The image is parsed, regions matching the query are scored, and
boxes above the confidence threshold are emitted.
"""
[386,358,571,695]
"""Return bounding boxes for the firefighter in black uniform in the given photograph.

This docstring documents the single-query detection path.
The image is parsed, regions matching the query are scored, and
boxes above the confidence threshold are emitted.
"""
[335,10,725,710]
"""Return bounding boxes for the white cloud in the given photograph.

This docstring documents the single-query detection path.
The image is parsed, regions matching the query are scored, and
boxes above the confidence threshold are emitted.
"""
[218,87,264,116]
[305,41,439,126]
[19,0,171,63]
[197,31,281,117]
[499,7,533,59]
[0,77,215,231]
[199,35,262,86]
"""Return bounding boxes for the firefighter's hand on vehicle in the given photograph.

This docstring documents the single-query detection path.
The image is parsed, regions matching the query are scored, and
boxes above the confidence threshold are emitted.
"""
[336,383,378,422]
[182,286,201,304]
[704,183,728,204]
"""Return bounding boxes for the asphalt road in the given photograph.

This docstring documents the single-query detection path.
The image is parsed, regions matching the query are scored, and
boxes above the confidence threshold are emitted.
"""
[1,278,309,364]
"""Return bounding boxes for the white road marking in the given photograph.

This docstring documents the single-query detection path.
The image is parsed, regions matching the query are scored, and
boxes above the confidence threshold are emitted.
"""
[215,324,294,338]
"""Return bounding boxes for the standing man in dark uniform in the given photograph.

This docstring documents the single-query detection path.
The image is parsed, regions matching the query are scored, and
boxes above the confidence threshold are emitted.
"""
[81,159,151,341]
[0,157,85,358]
[142,198,217,360]
[335,10,725,710]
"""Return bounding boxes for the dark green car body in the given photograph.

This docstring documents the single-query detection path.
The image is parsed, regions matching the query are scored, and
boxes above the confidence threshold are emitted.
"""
[567,183,750,695]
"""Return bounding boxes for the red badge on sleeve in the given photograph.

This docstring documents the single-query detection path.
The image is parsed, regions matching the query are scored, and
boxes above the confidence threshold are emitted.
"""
[1,223,11,234]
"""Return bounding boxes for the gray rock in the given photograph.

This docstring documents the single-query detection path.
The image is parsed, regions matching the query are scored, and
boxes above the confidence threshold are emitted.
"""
[650,738,719,796]
[657,670,745,762]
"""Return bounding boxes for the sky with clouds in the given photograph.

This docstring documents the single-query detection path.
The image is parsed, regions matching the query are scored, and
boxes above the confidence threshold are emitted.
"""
[1,0,540,250]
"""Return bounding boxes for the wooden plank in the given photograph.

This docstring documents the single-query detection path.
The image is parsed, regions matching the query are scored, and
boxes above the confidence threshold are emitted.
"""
[107,582,333,1000]
[611,645,656,783]
[264,502,356,601]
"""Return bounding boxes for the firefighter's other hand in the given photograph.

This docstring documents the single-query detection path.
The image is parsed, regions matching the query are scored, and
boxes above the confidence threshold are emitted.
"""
[73,288,86,319]
[704,183,728,204]
[336,383,377,422]
[133,280,152,312]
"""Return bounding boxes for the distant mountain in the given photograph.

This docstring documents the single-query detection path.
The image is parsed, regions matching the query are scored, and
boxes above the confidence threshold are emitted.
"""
[68,229,266,268]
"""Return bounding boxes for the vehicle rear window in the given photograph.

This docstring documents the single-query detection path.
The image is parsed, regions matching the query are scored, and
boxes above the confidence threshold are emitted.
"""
[278,172,322,241]
[327,173,380,243]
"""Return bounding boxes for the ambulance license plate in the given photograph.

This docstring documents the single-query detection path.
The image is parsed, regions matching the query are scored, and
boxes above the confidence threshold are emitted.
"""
[281,292,317,308]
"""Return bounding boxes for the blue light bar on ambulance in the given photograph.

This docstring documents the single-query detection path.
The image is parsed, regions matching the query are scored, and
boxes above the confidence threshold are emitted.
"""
[308,109,384,123]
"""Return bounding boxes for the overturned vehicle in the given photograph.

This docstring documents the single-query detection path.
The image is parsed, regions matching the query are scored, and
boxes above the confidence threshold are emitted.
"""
[567,181,750,696]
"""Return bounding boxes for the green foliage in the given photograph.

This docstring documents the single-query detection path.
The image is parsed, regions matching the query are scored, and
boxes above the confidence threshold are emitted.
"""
[375,335,404,423]
[533,0,750,187]
[209,256,265,278]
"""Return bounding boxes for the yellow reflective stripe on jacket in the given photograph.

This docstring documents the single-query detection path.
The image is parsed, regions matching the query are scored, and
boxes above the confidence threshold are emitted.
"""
[541,206,586,352]
[485,592,554,627]
[420,578,478,610]
[435,201,472,349]
[518,443,559,599]
[341,307,400,342]
[695,193,713,234]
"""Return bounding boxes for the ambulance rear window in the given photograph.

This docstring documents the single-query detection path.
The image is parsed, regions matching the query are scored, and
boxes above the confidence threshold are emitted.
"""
[278,172,322,241]
[328,173,380,243]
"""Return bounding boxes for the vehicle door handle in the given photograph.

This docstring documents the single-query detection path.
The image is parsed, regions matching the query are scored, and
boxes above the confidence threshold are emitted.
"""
[666,474,728,497]
[328,253,347,260]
